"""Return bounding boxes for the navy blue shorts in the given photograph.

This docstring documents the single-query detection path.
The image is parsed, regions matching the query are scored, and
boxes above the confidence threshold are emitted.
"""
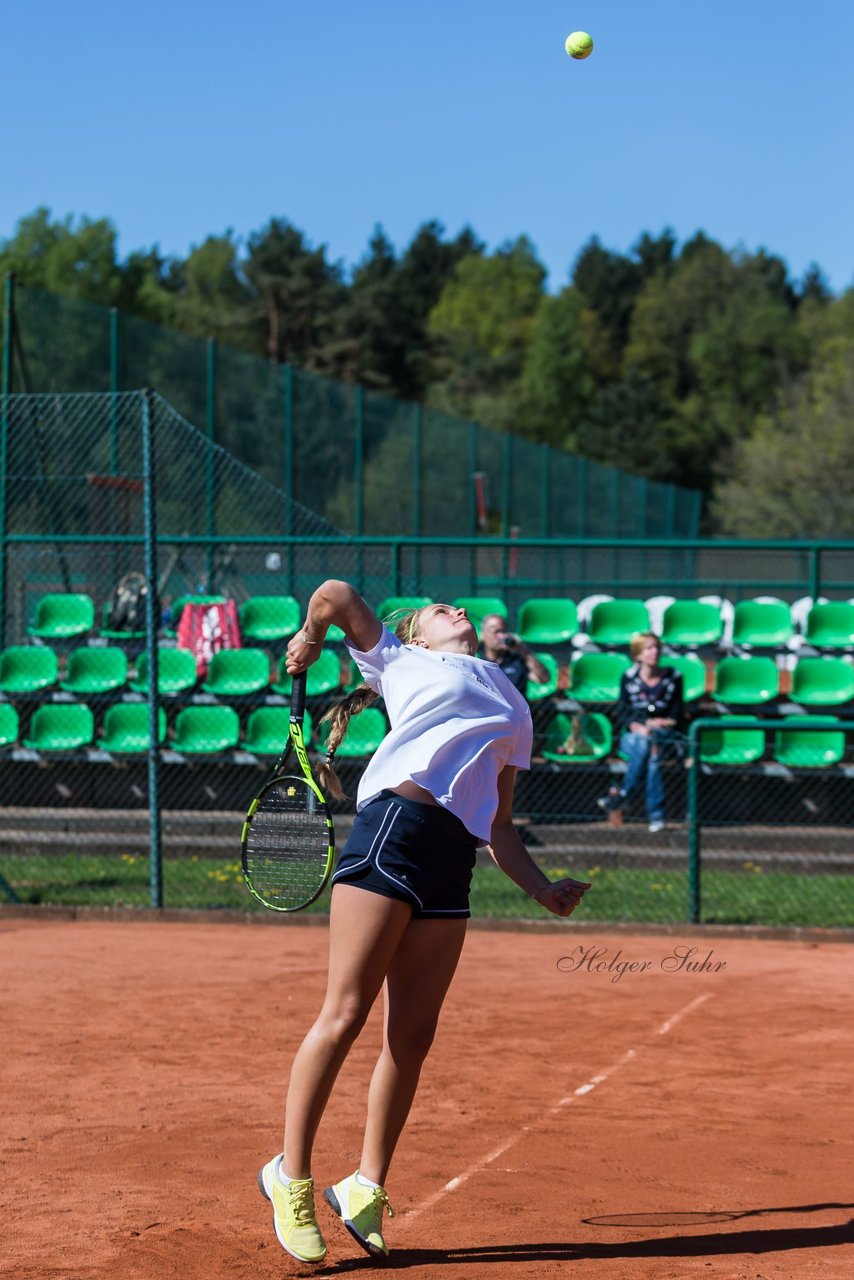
[330,790,479,919]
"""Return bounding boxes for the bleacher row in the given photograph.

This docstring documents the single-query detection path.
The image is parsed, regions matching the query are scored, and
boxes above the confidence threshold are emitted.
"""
[3,590,854,765]
[21,590,854,650]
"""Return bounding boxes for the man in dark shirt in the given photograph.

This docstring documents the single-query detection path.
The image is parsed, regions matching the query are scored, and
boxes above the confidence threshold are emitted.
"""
[478,614,549,698]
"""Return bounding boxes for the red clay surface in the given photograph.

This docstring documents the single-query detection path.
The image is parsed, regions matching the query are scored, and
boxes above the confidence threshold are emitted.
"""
[2,916,853,1280]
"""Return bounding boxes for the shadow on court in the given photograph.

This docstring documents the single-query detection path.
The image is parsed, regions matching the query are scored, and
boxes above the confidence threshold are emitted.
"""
[320,1203,854,1272]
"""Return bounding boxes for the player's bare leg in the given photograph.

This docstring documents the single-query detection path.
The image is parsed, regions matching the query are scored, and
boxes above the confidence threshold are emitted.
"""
[282,885,412,1179]
[360,916,468,1184]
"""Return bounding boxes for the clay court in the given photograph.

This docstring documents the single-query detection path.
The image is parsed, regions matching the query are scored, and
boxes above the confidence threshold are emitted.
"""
[3,914,853,1280]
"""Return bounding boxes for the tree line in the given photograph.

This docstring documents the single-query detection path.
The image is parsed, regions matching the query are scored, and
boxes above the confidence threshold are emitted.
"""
[2,207,853,536]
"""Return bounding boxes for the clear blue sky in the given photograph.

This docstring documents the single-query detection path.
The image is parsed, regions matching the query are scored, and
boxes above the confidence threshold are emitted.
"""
[3,0,853,291]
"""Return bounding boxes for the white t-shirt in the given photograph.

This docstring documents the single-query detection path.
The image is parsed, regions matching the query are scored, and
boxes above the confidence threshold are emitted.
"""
[345,626,533,842]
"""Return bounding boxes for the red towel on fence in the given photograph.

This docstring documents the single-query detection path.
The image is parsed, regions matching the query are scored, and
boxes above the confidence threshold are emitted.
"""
[176,600,241,679]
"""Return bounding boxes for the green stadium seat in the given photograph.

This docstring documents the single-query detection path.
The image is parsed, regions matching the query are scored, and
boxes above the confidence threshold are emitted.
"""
[201,649,271,696]
[97,704,167,753]
[273,648,343,698]
[805,602,854,649]
[23,703,94,751]
[659,600,723,647]
[59,646,128,695]
[773,717,846,768]
[0,646,58,694]
[238,595,301,643]
[129,648,198,696]
[731,599,794,649]
[28,593,94,640]
[321,706,387,757]
[172,705,241,753]
[526,652,560,701]
[542,711,612,763]
[662,654,707,703]
[325,624,346,643]
[376,596,434,622]
[588,599,650,647]
[242,707,314,754]
[0,703,19,747]
[516,598,577,646]
[713,656,779,705]
[790,657,854,707]
[451,596,508,635]
[698,717,766,766]
[569,652,631,702]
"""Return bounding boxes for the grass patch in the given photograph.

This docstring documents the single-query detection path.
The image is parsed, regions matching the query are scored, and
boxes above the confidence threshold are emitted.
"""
[1,852,851,926]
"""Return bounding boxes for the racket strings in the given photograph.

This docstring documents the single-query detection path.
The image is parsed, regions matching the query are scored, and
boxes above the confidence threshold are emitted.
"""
[244,779,332,910]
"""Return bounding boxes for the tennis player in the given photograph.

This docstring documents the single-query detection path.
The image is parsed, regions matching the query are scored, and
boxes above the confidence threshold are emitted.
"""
[258,579,591,1263]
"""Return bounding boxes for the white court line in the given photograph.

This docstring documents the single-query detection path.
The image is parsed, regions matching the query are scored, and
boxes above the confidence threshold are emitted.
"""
[657,993,711,1036]
[400,992,713,1226]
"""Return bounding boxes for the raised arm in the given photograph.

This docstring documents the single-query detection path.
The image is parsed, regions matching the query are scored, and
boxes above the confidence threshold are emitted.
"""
[487,766,592,918]
[285,579,382,674]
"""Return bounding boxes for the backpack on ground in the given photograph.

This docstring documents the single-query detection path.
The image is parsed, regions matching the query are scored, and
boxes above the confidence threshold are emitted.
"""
[106,572,150,633]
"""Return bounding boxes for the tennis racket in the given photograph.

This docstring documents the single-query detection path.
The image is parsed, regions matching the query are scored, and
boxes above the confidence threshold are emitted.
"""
[241,671,335,911]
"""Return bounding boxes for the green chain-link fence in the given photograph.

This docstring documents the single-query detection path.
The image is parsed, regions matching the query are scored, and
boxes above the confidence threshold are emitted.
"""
[0,389,853,925]
[2,708,853,925]
[4,278,703,540]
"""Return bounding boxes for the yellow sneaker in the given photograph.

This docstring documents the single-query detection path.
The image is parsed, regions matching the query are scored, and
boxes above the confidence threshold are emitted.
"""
[258,1156,328,1264]
[323,1170,394,1257]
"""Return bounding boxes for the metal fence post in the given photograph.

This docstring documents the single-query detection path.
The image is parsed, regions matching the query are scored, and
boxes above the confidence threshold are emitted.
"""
[0,274,14,651]
[205,338,217,587]
[501,433,512,584]
[109,308,120,468]
[354,386,364,592]
[283,364,294,592]
[577,457,588,588]
[814,545,824,604]
[469,421,479,590]
[540,442,550,537]
[412,404,422,588]
[109,308,121,584]
[142,389,163,909]
[687,721,703,923]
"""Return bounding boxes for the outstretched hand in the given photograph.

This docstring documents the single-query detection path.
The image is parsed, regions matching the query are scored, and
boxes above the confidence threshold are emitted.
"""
[533,877,592,917]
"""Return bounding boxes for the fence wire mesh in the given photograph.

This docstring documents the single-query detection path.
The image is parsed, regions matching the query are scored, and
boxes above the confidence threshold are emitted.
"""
[0,389,853,927]
[3,712,853,926]
[7,281,701,540]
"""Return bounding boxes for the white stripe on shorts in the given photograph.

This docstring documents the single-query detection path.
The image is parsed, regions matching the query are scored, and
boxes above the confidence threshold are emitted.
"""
[330,801,401,885]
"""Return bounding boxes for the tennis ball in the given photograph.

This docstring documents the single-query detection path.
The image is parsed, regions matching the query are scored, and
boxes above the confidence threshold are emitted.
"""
[565,30,594,60]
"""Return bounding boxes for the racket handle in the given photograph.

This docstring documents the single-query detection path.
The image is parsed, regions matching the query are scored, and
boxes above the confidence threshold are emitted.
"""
[290,669,307,722]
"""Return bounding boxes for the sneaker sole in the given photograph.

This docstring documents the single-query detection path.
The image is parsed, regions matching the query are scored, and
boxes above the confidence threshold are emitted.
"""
[258,1163,328,1265]
[323,1186,387,1258]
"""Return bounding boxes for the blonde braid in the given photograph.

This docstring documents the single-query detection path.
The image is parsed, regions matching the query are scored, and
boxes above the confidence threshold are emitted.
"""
[316,607,424,802]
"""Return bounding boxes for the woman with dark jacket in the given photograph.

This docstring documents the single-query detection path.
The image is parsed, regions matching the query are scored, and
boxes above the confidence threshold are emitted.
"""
[598,631,684,833]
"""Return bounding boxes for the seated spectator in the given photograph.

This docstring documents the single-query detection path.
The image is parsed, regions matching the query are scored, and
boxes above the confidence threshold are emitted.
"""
[478,613,550,699]
[598,631,684,833]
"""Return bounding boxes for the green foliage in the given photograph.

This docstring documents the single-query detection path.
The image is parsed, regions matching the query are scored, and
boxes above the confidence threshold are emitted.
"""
[712,352,854,537]
[1,206,848,533]
[427,235,546,426]
[0,207,125,305]
[243,218,344,368]
[516,287,596,448]
[622,239,807,489]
